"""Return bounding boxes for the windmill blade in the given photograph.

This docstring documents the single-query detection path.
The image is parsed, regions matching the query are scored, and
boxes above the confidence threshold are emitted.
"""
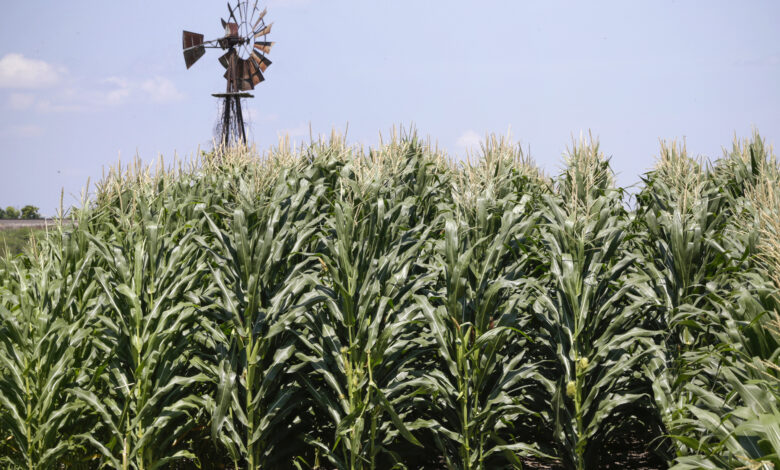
[251,51,272,72]
[244,57,265,89]
[236,59,253,90]
[238,59,260,91]
[218,49,238,69]
[183,30,204,48]
[182,31,206,69]
[253,68,265,86]
[183,47,206,69]
[253,41,274,54]
[252,7,268,31]
[254,22,273,38]
[238,59,251,90]
[224,59,244,90]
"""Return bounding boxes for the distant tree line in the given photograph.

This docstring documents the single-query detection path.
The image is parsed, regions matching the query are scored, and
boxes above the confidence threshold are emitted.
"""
[0,205,41,219]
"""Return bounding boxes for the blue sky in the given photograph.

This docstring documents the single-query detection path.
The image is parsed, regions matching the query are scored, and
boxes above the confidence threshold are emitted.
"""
[1,1,779,215]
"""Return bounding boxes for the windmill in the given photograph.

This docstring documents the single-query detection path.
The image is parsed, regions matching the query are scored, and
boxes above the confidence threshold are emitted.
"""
[182,1,274,146]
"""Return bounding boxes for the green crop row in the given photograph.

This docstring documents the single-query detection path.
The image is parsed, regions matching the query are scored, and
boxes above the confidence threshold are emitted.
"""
[0,228,45,260]
[1,131,777,469]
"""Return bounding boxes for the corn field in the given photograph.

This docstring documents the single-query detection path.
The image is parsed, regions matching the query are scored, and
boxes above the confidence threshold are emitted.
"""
[1,130,778,469]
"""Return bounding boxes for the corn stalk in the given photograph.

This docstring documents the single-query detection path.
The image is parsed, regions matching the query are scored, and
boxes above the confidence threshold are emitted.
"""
[201,163,326,469]
[293,166,433,469]
[0,229,97,469]
[532,137,660,469]
[71,203,209,470]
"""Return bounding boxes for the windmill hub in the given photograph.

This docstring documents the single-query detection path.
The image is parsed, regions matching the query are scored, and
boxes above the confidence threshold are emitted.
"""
[182,1,274,146]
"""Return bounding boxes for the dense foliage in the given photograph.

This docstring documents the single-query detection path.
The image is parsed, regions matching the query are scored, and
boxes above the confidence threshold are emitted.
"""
[1,131,778,469]
[0,205,40,220]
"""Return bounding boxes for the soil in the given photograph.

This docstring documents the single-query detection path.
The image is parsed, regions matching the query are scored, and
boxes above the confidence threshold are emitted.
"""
[520,424,669,470]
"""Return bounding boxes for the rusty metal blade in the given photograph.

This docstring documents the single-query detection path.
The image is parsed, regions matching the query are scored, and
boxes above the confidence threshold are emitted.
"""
[253,41,274,54]
[184,46,206,69]
[256,52,272,72]
[246,56,259,75]
[224,59,244,90]
[254,22,272,38]
[183,30,204,49]
[239,59,256,90]
[253,7,267,31]
[182,31,206,68]
[245,57,264,88]
[218,49,237,69]
[250,51,272,72]
[234,59,254,91]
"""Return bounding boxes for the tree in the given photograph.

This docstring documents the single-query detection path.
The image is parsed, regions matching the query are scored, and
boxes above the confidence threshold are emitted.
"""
[20,205,40,220]
[4,206,19,219]
[0,207,5,219]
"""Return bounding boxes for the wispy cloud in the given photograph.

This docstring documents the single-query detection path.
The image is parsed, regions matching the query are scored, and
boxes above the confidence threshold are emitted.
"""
[3,70,185,112]
[140,76,184,103]
[456,130,482,150]
[1,52,185,112]
[100,77,132,105]
[0,53,64,89]
[93,76,184,106]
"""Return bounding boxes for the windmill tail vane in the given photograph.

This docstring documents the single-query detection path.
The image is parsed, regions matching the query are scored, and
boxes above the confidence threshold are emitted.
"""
[182,1,274,147]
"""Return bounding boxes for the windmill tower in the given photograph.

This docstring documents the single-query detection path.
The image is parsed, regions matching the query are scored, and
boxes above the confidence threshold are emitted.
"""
[182,1,274,146]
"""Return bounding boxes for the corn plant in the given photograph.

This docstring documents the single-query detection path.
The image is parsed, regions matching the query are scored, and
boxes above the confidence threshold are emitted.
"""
[668,355,780,470]
[293,169,437,469]
[71,203,210,470]
[0,231,98,469]
[199,163,326,469]
[531,136,660,469]
[0,133,778,469]
[666,137,780,469]
[412,145,551,469]
[633,142,731,459]
[635,136,780,466]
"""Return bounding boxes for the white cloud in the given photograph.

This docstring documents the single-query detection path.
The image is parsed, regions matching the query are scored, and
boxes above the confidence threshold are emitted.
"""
[8,93,35,110]
[90,76,183,106]
[5,124,44,138]
[456,130,482,150]
[100,77,132,105]
[140,76,184,103]
[0,53,63,89]
[0,56,184,111]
